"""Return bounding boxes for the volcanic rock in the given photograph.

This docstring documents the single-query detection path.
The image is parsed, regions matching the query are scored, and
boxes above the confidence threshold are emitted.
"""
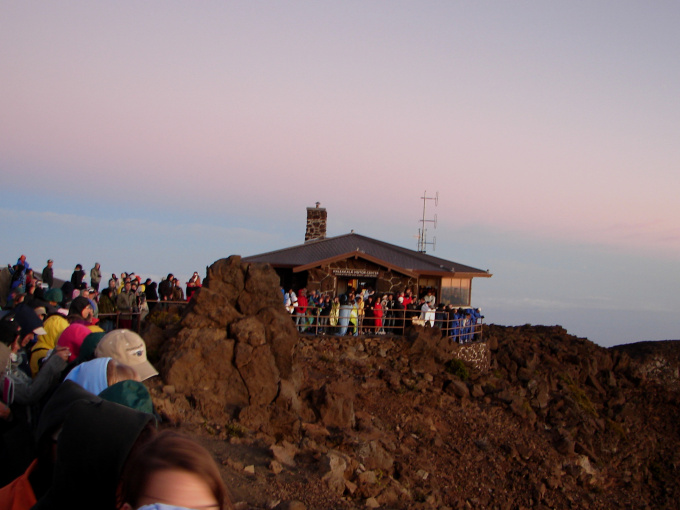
[158,256,300,428]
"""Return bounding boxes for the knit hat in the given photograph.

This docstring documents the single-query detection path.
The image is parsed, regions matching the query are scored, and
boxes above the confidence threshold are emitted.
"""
[95,329,158,381]
[57,323,92,362]
[69,296,92,318]
[99,380,154,415]
[45,288,63,304]
[76,332,107,363]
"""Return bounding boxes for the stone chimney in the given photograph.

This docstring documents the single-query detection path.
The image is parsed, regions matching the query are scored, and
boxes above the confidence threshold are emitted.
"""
[305,202,327,242]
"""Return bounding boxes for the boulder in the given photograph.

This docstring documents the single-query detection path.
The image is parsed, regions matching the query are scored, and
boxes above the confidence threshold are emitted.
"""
[313,380,356,429]
[271,440,298,468]
[321,450,350,495]
[158,256,300,429]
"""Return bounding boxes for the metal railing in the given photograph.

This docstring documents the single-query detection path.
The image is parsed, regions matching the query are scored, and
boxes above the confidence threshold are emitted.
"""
[97,300,188,333]
[97,300,483,343]
[289,305,484,342]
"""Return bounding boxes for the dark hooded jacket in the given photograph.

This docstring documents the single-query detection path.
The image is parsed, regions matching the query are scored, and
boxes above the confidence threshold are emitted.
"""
[31,398,155,510]
[70,269,86,291]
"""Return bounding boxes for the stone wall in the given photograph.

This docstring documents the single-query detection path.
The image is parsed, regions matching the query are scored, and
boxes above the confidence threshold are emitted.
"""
[305,205,327,242]
[376,269,418,295]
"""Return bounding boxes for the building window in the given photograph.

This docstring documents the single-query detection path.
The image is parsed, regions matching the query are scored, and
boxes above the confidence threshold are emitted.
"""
[440,277,471,306]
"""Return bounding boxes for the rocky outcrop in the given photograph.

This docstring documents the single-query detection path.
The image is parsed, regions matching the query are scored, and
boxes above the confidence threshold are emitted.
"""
[157,256,300,434]
[146,259,680,509]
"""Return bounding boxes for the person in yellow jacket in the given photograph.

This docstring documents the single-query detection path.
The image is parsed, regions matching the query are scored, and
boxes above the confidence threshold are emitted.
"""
[349,298,359,336]
[29,314,68,377]
[30,314,103,377]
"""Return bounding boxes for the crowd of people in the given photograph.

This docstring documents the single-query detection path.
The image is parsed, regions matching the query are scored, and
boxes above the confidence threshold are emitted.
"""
[283,286,484,342]
[0,253,487,508]
[1,255,229,509]
[2,255,203,333]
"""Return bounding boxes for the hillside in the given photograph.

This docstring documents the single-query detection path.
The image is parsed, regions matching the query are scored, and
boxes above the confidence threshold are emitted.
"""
[144,258,680,510]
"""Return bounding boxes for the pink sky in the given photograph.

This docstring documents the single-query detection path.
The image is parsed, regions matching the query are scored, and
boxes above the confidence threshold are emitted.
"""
[1,2,678,345]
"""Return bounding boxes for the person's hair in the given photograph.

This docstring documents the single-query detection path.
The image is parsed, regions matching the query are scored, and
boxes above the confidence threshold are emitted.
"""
[118,430,230,509]
[107,359,141,387]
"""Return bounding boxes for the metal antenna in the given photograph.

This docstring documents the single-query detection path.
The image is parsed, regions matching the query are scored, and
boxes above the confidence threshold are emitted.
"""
[417,190,438,253]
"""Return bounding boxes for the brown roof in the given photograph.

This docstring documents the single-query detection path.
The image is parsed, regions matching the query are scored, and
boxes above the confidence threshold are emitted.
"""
[243,233,491,278]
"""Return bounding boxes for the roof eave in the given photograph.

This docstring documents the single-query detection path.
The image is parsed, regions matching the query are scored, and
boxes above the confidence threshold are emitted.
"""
[293,250,418,278]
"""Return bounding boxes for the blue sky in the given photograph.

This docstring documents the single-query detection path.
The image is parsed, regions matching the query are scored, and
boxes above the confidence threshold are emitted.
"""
[1,1,678,347]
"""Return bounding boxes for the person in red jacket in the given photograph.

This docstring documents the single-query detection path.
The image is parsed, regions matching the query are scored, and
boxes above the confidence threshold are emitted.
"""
[294,289,308,332]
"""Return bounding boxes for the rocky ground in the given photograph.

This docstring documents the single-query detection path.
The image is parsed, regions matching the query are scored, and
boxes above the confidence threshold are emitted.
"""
[141,257,680,510]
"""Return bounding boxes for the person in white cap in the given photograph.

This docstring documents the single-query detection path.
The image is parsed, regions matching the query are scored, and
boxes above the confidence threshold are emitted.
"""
[94,329,158,381]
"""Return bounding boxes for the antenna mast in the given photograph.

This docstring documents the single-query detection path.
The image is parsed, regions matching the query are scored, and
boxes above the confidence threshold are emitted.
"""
[417,190,438,253]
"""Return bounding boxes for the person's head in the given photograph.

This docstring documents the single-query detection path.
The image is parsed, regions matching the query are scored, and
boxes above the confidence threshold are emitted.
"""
[75,263,82,271]
[75,331,107,363]
[95,262,100,269]
[34,306,47,321]
[124,280,132,292]
[47,259,53,267]
[0,312,23,350]
[64,357,139,396]
[118,430,230,510]
[109,278,117,289]
[107,358,141,387]
[45,288,63,305]
[95,329,158,381]
[15,304,47,339]
[57,323,92,361]
[69,296,94,321]
[11,287,26,305]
